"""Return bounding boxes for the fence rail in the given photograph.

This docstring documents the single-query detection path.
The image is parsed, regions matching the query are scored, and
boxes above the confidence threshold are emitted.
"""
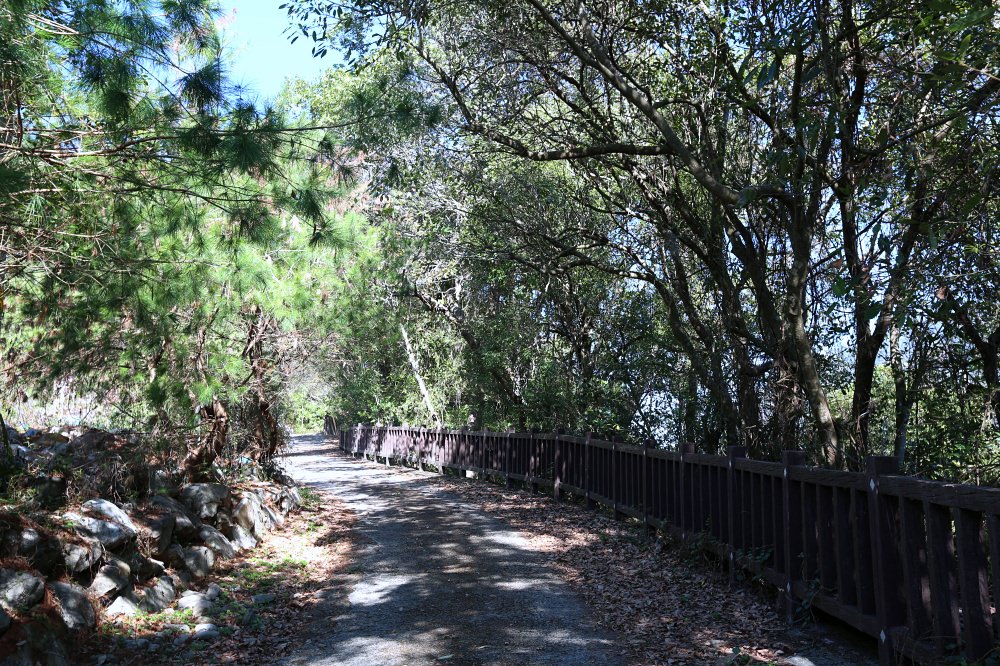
[330,422,1000,665]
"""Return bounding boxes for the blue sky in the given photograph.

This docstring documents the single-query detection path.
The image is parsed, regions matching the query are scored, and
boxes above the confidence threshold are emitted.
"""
[217,1,338,101]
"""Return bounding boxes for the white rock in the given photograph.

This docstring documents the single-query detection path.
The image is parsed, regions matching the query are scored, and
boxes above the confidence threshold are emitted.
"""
[50,581,96,631]
[82,499,138,534]
[105,594,140,617]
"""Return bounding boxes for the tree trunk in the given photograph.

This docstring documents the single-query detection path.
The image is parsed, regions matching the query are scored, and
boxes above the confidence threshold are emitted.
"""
[182,398,229,480]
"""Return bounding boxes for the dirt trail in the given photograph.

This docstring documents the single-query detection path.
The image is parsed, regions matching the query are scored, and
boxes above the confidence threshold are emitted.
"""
[280,434,623,666]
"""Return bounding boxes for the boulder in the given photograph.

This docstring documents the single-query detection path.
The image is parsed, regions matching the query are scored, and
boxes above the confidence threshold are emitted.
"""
[4,425,21,448]
[89,563,130,598]
[179,483,230,519]
[260,499,284,528]
[229,524,257,551]
[138,576,176,613]
[150,495,201,540]
[181,546,215,578]
[232,492,274,537]
[0,605,10,634]
[148,467,175,495]
[3,621,71,666]
[105,593,140,618]
[63,539,103,573]
[82,499,138,534]
[17,528,64,576]
[63,512,133,550]
[162,543,185,567]
[137,513,175,556]
[177,591,212,617]
[28,432,69,448]
[49,581,95,631]
[122,550,163,582]
[198,526,236,559]
[204,583,221,602]
[215,509,233,533]
[32,474,68,508]
[0,569,45,613]
[282,486,302,512]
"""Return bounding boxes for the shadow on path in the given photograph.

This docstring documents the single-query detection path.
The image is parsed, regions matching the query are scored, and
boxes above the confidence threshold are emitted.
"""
[281,434,623,666]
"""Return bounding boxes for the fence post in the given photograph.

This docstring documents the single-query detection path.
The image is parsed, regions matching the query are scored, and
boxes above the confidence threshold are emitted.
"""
[679,443,695,540]
[480,428,487,477]
[782,450,806,622]
[529,430,538,493]
[643,438,655,535]
[505,429,514,488]
[584,432,596,509]
[553,428,563,501]
[727,445,747,584]
[867,455,904,666]
[612,436,626,521]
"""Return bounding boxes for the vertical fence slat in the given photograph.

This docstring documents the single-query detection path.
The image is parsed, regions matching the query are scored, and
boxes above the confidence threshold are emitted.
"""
[728,446,746,581]
[954,508,993,660]
[782,450,806,621]
[899,497,932,641]
[867,456,905,666]
[834,487,857,607]
[990,514,1000,640]
[817,484,836,594]
[925,500,961,654]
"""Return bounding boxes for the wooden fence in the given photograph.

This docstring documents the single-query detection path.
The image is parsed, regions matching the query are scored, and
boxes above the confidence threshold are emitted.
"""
[331,423,1000,665]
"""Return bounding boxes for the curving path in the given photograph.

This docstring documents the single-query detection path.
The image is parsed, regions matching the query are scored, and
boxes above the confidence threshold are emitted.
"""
[280,434,623,666]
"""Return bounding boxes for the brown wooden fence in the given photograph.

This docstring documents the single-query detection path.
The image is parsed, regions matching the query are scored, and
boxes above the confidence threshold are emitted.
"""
[331,423,1000,665]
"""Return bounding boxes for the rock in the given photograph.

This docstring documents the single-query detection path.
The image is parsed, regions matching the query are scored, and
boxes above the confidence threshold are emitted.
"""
[251,593,275,605]
[149,495,201,540]
[105,594,140,617]
[233,492,269,537]
[164,544,186,568]
[215,509,234,533]
[148,467,175,495]
[0,568,45,613]
[172,634,190,647]
[82,499,138,534]
[4,621,72,665]
[139,576,176,613]
[198,525,236,559]
[179,483,229,519]
[278,487,302,514]
[229,524,257,551]
[260,497,284,528]
[0,606,11,634]
[193,621,216,633]
[17,528,64,575]
[204,583,221,601]
[29,431,69,447]
[64,512,134,550]
[137,513,175,556]
[50,581,96,631]
[63,539,104,573]
[181,546,215,578]
[192,628,219,641]
[89,563,130,598]
[4,425,21,448]
[176,591,212,617]
[32,474,68,508]
[128,552,163,582]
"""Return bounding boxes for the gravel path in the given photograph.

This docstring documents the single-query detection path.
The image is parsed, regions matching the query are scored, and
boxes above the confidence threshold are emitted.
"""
[280,434,623,666]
